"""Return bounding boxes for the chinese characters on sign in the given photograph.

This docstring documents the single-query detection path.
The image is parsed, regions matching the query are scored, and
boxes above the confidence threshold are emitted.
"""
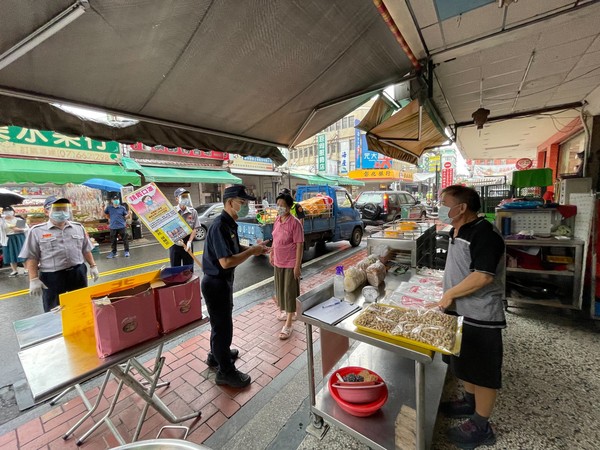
[339,140,349,175]
[0,126,119,162]
[126,142,228,161]
[440,153,456,189]
[125,183,192,249]
[317,133,327,173]
[354,121,362,169]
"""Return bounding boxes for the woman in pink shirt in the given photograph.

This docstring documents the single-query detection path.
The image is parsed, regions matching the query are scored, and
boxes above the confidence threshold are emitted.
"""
[269,193,304,340]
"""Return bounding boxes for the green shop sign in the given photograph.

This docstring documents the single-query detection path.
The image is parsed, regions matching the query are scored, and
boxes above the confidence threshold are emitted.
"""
[0,126,119,152]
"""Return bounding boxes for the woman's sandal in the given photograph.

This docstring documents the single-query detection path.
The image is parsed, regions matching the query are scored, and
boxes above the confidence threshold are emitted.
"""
[279,326,293,340]
[278,311,298,321]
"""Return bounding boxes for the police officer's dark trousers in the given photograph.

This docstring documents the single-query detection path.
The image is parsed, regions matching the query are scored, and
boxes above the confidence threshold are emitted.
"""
[201,274,235,374]
[39,263,88,312]
[169,237,193,267]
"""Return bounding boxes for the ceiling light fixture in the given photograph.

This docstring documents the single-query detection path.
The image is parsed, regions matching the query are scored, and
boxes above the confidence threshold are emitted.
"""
[0,1,87,71]
[498,0,518,7]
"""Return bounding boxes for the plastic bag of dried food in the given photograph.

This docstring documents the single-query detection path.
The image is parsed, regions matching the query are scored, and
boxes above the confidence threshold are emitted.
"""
[353,303,400,334]
[356,255,378,271]
[344,266,366,292]
[391,308,462,354]
[366,260,386,286]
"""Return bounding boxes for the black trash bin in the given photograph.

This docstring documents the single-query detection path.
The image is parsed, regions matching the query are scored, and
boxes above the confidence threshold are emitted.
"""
[131,218,143,239]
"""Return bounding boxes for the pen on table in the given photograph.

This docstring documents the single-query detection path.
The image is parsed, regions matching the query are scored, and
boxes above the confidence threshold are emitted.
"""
[322,300,342,309]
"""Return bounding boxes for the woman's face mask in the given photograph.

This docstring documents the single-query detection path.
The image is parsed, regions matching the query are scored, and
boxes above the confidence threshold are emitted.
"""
[2,211,14,218]
[277,206,288,216]
[144,198,153,205]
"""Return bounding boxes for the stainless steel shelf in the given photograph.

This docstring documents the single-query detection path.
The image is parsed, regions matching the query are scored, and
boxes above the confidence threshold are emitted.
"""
[312,345,446,450]
[506,268,574,276]
[505,296,579,310]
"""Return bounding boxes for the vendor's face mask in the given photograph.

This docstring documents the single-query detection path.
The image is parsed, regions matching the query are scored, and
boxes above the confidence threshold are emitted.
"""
[277,206,288,216]
[112,199,120,205]
[2,211,14,218]
[438,203,462,225]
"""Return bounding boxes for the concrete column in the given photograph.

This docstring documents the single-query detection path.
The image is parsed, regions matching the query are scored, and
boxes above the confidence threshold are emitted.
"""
[585,115,600,191]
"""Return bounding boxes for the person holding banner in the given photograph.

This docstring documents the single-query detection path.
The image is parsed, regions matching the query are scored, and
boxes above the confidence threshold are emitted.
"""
[201,185,268,388]
[170,188,200,267]
[19,196,99,312]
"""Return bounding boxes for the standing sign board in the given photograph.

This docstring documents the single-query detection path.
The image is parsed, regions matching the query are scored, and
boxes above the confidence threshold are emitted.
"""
[125,183,192,249]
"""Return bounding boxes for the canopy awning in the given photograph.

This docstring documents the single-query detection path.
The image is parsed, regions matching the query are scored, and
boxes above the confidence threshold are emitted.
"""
[0,157,141,185]
[0,0,416,166]
[138,166,241,184]
[357,99,448,165]
[289,172,335,186]
[231,168,281,177]
[318,175,365,187]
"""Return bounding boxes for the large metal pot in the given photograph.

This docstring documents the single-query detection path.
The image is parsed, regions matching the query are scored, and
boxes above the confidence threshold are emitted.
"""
[111,439,212,450]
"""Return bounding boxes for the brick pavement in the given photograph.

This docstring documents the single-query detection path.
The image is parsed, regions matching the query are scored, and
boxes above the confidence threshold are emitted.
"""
[1,249,367,450]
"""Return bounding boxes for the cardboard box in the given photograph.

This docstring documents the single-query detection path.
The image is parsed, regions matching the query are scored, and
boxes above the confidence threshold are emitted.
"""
[92,283,160,358]
[154,276,202,333]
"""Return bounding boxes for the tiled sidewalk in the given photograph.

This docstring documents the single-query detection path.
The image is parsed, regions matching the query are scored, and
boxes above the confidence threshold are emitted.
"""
[1,250,367,450]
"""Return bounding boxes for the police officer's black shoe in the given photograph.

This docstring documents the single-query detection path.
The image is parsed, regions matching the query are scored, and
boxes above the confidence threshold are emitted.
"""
[206,349,240,369]
[215,368,251,388]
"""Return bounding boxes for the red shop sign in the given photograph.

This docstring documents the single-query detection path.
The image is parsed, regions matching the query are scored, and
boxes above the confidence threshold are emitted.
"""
[515,158,533,170]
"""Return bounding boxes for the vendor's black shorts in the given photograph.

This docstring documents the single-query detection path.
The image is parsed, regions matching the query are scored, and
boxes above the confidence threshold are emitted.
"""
[446,323,503,389]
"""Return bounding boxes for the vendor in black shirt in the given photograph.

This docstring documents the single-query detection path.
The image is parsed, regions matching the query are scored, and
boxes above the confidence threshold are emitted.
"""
[201,185,268,388]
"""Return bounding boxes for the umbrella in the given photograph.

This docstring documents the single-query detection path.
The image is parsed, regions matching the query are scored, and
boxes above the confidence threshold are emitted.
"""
[0,188,25,207]
[82,178,123,192]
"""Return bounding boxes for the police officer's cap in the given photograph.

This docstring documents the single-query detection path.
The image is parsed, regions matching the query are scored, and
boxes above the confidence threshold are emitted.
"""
[44,196,70,209]
[223,185,256,201]
[174,188,190,197]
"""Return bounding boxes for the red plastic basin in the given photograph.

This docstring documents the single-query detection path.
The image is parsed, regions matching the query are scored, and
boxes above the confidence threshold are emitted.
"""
[328,366,388,417]
[332,381,386,404]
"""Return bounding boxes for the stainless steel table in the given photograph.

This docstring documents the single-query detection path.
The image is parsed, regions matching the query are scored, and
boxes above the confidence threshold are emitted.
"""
[297,273,447,450]
[17,316,208,446]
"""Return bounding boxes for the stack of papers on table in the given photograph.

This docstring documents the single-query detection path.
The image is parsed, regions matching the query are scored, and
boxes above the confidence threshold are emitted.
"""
[302,297,361,325]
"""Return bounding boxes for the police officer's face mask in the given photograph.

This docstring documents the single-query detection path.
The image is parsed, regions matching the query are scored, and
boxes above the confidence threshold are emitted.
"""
[179,195,192,207]
[234,199,249,218]
[50,206,71,223]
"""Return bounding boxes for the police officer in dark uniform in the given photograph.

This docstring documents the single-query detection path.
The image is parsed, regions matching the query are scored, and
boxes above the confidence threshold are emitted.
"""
[170,188,200,267]
[201,185,268,388]
[19,196,99,312]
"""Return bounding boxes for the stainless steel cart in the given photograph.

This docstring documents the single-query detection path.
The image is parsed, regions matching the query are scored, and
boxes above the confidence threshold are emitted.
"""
[297,274,446,450]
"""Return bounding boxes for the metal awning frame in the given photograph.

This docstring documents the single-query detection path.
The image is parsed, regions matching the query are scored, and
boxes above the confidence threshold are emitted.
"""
[289,71,420,148]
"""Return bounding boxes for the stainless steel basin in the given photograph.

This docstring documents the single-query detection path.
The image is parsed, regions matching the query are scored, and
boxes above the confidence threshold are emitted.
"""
[111,439,212,450]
